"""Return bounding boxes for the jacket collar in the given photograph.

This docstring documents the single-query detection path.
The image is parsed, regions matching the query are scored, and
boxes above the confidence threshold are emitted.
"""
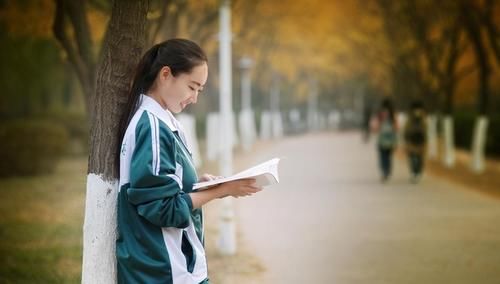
[139,94,192,154]
[139,94,178,132]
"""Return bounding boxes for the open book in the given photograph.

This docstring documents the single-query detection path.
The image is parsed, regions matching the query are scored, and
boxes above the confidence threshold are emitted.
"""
[193,158,280,190]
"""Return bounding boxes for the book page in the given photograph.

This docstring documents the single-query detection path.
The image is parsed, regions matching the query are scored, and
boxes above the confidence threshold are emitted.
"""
[193,158,280,190]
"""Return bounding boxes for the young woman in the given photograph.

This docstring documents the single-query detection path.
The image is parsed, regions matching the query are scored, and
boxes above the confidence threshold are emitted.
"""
[116,39,261,283]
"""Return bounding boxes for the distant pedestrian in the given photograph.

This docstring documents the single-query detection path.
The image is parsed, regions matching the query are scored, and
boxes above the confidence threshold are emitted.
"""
[371,98,398,182]
[404,101,427,183]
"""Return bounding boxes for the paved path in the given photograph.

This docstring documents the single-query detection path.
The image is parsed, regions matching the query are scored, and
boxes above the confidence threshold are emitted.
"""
[233,132,500,284]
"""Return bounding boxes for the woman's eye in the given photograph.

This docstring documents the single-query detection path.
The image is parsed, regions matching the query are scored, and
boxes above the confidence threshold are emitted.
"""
[189,86,195,91]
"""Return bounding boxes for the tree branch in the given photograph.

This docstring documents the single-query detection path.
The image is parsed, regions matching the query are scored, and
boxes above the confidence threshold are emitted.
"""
[189,7,218,46]
[147,0,171,46]
[52,0,92,103]
[483,0,500,64]
[64,0,95,73]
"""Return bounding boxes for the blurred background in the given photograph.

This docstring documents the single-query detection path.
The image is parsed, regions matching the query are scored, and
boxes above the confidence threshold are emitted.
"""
[1,0,500,283]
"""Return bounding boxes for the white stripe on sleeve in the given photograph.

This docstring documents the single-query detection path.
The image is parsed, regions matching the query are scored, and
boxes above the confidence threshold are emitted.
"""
[147,112,160,176]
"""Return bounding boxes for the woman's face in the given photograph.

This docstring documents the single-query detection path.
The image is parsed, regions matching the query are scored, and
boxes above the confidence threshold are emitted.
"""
[156,62,208,113]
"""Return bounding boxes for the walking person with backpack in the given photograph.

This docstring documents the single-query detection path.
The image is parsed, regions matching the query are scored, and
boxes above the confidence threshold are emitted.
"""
[372,98,398,182]
[404,101,427,183]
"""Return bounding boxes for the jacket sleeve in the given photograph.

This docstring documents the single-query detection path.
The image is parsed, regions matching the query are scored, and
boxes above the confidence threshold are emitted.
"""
[126,113,193,228]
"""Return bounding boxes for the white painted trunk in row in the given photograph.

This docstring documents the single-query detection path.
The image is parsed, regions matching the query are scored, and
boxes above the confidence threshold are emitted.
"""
[397,113,407,148]
[327,110,341,130]
[260,111,272,140]
[271,112,284,138]
[82,174,119,283]
[426,115,438,159]
[205,112,239,161]
[471,116,489,173]
[442,116,455,168]
[238,109,256,151]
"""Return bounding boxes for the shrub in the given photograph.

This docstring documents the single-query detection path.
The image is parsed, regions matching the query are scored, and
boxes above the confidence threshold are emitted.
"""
[0,120,69,177]
[35,111,89,155]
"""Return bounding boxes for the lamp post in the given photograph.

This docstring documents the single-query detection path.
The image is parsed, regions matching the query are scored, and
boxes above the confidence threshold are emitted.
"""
[217,0,236,255]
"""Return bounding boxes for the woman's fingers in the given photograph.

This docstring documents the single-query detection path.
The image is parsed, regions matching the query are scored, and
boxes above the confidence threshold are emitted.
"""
[217,178,262,198]
[199,173,224,182]
[233,185,262,197]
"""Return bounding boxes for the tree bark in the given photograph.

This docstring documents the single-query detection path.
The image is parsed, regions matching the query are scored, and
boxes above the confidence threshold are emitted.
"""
[89,0,149,179]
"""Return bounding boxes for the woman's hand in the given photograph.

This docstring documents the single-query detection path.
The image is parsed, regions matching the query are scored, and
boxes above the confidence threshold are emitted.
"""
[189,178,262,209]
[198,174,223,182]
[198,173,223,182]
[218,178,262,198]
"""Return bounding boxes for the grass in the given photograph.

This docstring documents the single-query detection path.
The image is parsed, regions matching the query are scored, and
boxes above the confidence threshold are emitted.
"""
[0,157,86,283]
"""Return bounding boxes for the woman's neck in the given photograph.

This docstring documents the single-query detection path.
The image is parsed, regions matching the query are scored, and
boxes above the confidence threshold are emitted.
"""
[147,91,168,110]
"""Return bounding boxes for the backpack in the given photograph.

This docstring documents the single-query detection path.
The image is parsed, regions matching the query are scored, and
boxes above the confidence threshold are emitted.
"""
[378,119,396,149]
[405,118,425,145]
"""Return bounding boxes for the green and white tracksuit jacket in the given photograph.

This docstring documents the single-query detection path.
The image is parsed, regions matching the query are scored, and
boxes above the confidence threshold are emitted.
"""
[117,95,208,284]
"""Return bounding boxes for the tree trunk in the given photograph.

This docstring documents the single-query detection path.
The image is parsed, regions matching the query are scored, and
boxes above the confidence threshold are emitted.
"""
[82,1,149,283]
[460,0,491,173]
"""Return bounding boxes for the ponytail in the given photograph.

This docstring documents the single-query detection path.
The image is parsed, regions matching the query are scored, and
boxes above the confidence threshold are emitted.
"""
[115,44,160,171]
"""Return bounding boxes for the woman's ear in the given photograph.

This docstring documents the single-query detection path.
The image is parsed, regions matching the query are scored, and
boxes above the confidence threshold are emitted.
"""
[160,66,172,81]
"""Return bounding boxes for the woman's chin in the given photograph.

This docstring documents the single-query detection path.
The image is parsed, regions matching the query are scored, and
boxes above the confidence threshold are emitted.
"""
[169,105,183,114]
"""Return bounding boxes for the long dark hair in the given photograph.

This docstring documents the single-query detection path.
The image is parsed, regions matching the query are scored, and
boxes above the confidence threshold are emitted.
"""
[116,39,207,171]
[379,98,396,124]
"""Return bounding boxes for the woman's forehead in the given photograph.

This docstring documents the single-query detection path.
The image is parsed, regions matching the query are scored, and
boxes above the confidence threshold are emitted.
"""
[188,63,208,85]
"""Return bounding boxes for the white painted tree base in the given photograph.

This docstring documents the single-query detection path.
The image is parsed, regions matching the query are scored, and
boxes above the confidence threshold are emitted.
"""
[82,174,118,284]
[426,115,438,159]
[442,116,455,167]
[260,111,272,140]
[397,113,407,148]
[271,111,284,138]
[471,116,489,173]
[206,112,238,162]
[238,109,256,152]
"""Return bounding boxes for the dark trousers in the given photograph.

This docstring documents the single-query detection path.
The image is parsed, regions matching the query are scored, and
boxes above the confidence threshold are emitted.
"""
[408,152,424,175]
[378,147,393,178]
